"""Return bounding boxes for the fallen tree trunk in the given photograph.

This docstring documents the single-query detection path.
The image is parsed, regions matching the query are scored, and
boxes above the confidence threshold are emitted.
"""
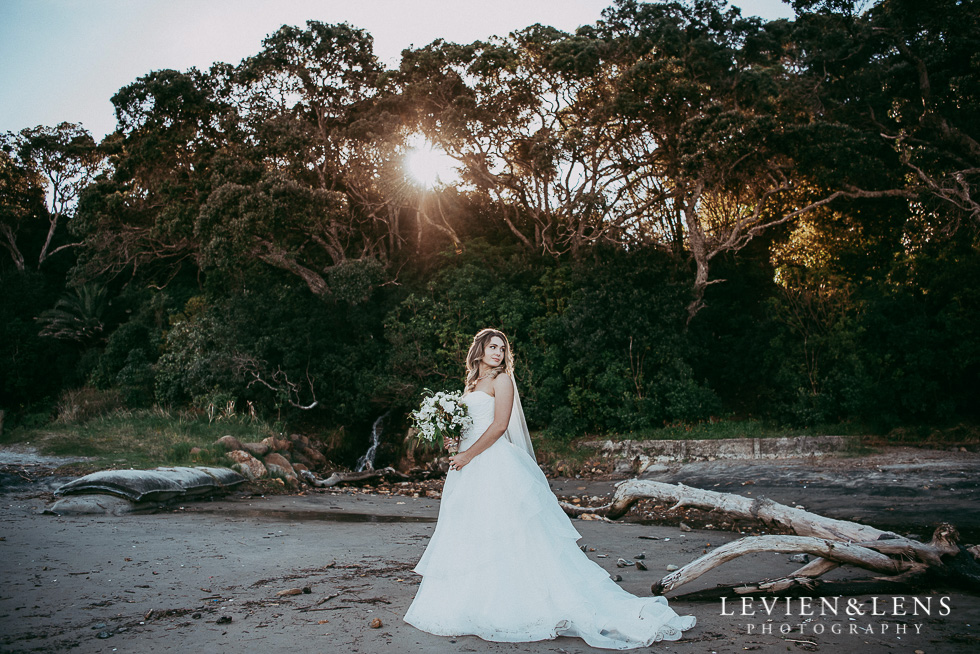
[559,478,980,597]
[673,577,925,600]
[561,479,898,541]
[560,479,949,563]
[652,534,927,594]
[673,544,980,601]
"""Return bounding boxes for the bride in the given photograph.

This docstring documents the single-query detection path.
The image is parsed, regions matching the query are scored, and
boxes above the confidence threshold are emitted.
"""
[403,328,696,649]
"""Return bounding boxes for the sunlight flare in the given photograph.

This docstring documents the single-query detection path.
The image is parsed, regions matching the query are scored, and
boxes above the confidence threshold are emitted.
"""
[405,139,459,188]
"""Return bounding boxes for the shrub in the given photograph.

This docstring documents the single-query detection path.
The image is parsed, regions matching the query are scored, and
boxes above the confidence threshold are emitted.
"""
[55,387,124,424]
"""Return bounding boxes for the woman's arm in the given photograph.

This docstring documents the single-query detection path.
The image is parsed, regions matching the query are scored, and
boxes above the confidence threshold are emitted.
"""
[448,374,514,471]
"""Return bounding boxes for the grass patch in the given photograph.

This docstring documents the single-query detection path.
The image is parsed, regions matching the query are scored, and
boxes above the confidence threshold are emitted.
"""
[842,423,980,454]
[840,436,878,457]
[880,423,980,447]
[534,434,599,467]
[54,387,124,424]
[1,407,278,473]
[533,419,875,476]
[599,418,869,442]
[532,435,613,477]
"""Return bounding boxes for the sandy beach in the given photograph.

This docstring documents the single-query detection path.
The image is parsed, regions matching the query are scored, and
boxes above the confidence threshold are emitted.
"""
[2,447,979,653]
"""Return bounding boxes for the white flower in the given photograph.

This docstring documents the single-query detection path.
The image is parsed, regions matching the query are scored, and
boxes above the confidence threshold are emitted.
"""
[411,389,470,447]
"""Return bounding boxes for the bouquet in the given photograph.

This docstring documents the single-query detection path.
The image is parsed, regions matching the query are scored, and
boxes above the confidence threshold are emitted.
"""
[411,389,472,455]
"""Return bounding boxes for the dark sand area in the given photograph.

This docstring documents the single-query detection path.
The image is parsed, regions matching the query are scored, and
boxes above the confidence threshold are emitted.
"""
[2,446,979,653]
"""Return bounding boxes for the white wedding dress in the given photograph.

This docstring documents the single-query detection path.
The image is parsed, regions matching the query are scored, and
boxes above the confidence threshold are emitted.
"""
[404,390,696,649]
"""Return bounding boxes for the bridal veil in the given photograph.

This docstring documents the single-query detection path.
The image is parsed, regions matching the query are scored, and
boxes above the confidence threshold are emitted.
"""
[503,374,535,459]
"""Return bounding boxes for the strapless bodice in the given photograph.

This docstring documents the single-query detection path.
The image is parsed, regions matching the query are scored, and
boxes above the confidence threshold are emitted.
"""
[460,391,496,449]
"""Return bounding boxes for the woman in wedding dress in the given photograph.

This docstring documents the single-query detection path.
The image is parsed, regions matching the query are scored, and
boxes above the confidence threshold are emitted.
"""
[403,328,696,649]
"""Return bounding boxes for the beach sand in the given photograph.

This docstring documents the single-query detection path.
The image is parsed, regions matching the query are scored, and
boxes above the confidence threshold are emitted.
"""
[2,447,979,653]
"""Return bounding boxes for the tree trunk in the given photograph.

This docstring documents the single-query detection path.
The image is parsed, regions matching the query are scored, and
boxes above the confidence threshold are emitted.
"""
[0,223,26,271]
[680,182,709,324]
[37,211,61,267]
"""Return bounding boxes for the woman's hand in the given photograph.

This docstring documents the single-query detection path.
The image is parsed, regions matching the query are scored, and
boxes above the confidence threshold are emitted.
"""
[448,450,474,471]
[443,436,459,454]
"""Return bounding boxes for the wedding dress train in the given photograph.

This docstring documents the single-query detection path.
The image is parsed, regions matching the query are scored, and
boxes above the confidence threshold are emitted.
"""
[404,390,696,649]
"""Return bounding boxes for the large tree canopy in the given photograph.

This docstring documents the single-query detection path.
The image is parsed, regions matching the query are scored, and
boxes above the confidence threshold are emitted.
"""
[2,0,978,443]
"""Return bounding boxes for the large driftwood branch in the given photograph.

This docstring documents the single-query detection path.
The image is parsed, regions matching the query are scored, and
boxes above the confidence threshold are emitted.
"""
[651,534,926,595]
[673,536,978,601]
[674,576,925,601]
[561,479,979,597]
[561,478,901,542]
[790,557,840,579]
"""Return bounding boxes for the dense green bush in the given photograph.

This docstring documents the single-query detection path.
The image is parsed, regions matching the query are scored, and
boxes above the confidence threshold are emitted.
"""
[146,268,395,440]
[755,239,980,428]
[382,244,721,439]
[853,244,980,428]
[154,296,240,408]
[6,234,979,444]
[91,320,158,404]
[528,247,720,437]
[383,242,544,412]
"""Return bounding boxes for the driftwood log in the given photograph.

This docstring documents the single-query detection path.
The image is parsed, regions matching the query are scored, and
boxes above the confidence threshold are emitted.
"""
[560,479,980,599]
[299,466,441,488]
[300,467,409,488]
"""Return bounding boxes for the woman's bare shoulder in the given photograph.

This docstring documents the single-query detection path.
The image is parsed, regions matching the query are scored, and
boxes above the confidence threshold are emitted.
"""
[492,372,512,391]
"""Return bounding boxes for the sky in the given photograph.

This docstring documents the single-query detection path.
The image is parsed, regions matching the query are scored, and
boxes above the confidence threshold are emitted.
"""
[0,0,795,140]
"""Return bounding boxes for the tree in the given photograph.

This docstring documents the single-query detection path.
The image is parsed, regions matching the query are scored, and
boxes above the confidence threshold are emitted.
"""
[234,21,383,185]
[219,21,395,293]
[0,149,46,271]
[74,23,399,298]
[394,25,668,257]
[73,67,240,286]
[37,282,109,344]
[389,1,914,319]
[195,172,352,297]
[789,0,980,238]
[599,0,917,320]
[1,123,104,270]
[852,0,979,230]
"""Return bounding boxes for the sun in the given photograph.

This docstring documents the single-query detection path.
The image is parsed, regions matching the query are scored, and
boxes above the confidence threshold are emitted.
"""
[405,139,459,188]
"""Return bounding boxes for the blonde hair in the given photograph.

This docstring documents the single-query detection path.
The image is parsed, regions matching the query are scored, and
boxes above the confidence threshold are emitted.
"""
[464,328,514,390]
